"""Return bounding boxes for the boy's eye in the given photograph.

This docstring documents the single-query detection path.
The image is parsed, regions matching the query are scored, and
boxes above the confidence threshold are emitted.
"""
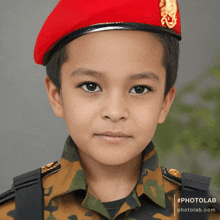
[80,82,101,92]
[130,86,150,94]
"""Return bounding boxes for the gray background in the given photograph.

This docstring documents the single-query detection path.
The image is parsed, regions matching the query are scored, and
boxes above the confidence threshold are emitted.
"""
[0,0,220,193]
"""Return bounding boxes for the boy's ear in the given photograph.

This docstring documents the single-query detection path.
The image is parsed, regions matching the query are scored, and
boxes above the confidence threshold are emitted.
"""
[45,76,64,118]
[158,86,175,124]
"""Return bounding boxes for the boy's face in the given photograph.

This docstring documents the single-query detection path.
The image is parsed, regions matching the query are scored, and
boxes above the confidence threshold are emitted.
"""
[46,30,175,166]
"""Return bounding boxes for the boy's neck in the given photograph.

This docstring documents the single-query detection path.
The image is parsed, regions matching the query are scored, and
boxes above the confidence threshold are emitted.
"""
[78,150,142,202]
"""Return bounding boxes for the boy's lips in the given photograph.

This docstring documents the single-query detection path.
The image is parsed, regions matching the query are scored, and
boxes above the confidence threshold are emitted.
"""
[94,131,133,143]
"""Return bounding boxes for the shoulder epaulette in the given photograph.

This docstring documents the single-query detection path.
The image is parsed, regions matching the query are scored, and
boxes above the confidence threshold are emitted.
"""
[0,161,61,206]
[161,166,182,186]
[41,161,61,178]
[162,166,220,214]
[0,188,15,206]
[162,166,212,189]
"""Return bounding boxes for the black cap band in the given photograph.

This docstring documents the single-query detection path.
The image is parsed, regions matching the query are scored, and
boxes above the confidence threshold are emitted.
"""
[43,22,181,66]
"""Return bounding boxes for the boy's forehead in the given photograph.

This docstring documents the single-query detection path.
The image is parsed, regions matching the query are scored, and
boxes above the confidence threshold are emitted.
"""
[61,30,166,82]
[66,29,163,57]
[34,0,181,66]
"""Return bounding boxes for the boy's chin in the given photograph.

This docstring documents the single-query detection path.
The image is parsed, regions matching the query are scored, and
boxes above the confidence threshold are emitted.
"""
[75,137,145,166]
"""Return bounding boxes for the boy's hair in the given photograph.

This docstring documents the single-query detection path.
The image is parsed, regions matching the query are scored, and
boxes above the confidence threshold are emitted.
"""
[46,32,179,96]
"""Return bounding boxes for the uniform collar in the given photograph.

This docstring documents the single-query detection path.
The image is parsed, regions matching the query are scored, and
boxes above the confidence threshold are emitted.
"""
[136,142,166,208]
[49,135,166,216]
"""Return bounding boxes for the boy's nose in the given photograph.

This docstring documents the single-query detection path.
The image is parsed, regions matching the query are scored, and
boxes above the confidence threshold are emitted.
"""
[101,93,129,122]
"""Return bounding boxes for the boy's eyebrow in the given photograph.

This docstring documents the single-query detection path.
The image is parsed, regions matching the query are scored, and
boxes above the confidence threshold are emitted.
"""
[128,72,159,81]
[70,68,103,78]
[70,67,159,81]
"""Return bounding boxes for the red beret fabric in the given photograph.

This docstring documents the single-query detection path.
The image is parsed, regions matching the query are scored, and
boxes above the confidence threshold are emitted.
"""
[34,0,181,65]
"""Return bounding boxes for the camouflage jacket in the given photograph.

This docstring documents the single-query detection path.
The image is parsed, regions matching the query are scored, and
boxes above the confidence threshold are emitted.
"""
[0,136,219,220]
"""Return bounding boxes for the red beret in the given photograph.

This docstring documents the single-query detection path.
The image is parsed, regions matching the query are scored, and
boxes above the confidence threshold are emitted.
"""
[34,0,181,65]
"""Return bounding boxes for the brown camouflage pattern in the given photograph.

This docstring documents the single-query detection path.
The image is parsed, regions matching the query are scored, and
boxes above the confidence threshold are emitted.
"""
[0,135,219,220]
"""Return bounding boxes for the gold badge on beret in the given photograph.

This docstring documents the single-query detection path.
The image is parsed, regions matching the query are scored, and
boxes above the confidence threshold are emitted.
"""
[159,0,178,29]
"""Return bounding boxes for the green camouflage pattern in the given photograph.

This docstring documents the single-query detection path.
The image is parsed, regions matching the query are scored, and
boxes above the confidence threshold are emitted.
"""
[0,135,219,219]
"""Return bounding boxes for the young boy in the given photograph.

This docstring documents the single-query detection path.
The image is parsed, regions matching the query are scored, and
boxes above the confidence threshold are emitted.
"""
[0,0,219,219]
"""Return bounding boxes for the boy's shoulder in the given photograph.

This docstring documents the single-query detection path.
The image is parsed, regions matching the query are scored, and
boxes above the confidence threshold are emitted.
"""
[0,161,61,219]
[162,166,220,219]
[0,163,219,220]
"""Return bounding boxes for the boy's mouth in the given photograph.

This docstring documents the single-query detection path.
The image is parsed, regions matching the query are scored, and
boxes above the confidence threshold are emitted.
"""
[94,131,133,143]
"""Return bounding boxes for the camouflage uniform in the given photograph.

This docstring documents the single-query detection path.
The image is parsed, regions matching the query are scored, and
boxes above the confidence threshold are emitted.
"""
[0,136,219,220]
